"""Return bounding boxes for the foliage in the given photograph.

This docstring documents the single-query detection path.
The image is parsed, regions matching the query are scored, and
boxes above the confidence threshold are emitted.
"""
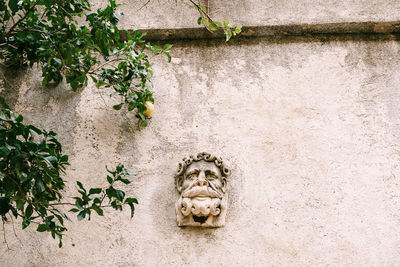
[0,0,171,126]
[0,0,240,125]
[0,0,241,248]
[0,97,137,247]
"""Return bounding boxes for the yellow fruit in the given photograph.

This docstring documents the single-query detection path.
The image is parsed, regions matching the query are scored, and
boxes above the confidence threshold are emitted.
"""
[144,101,154,117]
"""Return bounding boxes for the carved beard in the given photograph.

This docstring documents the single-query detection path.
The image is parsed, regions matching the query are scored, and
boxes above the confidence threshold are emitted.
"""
[180,196,222,216]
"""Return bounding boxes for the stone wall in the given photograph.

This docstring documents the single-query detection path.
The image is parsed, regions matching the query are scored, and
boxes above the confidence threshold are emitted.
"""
[1,1,400,266]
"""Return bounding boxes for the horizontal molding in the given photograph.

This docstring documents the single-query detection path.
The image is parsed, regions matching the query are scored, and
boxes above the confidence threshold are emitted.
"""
[122,21,400,41]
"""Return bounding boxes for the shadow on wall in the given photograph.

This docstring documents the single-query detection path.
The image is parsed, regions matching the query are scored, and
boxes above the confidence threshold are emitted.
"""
[0,65,28,109]
[0,65,83,155]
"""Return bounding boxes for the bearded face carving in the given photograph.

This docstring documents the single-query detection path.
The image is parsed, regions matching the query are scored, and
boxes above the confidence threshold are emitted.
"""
[175,152,230,227]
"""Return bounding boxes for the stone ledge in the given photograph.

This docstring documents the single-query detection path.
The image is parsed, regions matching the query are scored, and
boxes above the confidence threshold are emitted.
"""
[122,21,400,41]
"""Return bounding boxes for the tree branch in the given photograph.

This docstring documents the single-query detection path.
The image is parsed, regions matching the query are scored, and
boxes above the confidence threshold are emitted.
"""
[6,173,32,206]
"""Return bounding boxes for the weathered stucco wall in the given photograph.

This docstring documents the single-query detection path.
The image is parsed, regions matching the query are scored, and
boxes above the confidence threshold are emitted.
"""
[1,36,400,266]
[91,0,400,29]
[1,1,400,266]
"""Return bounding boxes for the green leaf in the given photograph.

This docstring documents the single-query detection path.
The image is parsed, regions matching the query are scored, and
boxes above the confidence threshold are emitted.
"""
[113,103,123,110]
[164,51,171,63]
[107,175,113,184]
[77,210,86,221]
[140,120,148,128]
[35,180,45,193]
[197,17,203,25]
[95,80,106,87]
[15,114,23,122]
[208,23,219,31]
[89,188,102,194]
[0,97,10,109]
[116,165,124,172]
[58,210,71,222]
[0,147,10,157]
[16,199,25,211]
[0,197,10,215]
[22,218,31,229]
[76,181,85,191]
[25,205,33,219]
[29,125,42,135]
[119,178,131,184]
[42,76,49,87]
[124,198,138,204]
[115,190,125,201]
[163,44,172,51]
[225,30,233,42]
[8,0,19,13]
[74,199,84,210]
[54,214,64,225]
[234,26,242,34]
[37,224,47,232]
[51,58,63,70]
[91,205,103,216]
[44,156,58,167]
[5,144,15,151]
[127,203,135,218]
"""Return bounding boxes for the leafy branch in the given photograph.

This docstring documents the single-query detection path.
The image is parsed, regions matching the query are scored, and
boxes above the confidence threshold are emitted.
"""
[189,0,242,41]
[0,98,137,247]
[70,165,138,222]
[0,0,171,126]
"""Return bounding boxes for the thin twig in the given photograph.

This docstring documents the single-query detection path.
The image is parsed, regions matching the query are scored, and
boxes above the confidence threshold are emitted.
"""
[9,9,16,28]
[9,215,20,242]
[31,201,76,207]
[94,85,111,109]
[9,29,47,34]
[40,9,46,20]
[92,57,124,72]
[2,217,10,250]
[137,0,151,11]
[189,0,219,29]
[6,174,32,206]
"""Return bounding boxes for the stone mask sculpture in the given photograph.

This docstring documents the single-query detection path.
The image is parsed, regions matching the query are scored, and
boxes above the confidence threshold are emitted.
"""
[175,152,230,227]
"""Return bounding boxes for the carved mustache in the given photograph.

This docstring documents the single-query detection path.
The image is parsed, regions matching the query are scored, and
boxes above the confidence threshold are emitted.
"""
[182,185,222,198]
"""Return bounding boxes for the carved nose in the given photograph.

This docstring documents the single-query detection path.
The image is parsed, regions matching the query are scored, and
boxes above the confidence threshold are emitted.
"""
[195,179,208,187]
[195,172,208,186]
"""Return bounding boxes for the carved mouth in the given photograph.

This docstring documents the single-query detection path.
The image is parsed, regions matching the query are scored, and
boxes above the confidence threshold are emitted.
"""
[192,215,208,224]
[193,196,209,200]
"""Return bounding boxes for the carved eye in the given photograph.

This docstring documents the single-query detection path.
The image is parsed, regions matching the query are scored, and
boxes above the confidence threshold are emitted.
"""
[187,172,198,180]
[206,172,217,180]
